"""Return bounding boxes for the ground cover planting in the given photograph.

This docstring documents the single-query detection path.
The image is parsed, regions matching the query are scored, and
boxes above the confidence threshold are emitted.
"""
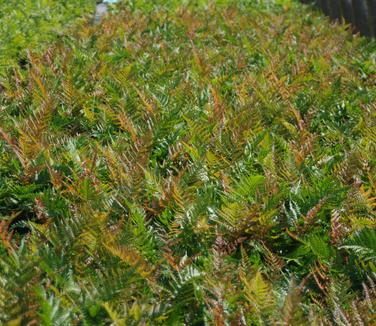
[0,0,375,324]
[0,0,96,75]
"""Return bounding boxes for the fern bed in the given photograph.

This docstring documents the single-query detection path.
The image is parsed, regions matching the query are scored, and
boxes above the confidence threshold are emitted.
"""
[0,0,375,324]
[0,0,96,76]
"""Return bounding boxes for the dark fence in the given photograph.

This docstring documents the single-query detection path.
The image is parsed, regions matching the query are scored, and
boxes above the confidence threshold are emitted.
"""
[301,0,376,37]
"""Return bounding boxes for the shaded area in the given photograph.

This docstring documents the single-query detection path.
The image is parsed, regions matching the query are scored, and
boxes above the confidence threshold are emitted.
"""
[301,0,376,37]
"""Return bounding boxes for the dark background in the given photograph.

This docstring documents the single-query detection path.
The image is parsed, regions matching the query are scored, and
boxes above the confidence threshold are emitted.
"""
[300,0,376,37]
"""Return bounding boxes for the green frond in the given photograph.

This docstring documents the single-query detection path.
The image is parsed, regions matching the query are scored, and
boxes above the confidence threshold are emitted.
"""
[242,270,275,320]
[341,228,376,272]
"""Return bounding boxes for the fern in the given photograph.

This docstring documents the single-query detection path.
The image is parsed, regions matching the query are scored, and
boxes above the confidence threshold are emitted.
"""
[341,228,376,271]
[279,281,307,326]
[242,270,275,322]
[0,0,376,324]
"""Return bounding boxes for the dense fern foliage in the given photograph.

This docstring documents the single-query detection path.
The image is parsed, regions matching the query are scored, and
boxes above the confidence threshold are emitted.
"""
[0,0,96,75]
[0,0,376,324]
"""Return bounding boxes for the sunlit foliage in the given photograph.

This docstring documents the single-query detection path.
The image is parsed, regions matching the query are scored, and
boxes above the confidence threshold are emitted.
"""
[0,0,96,75]
[0,0,375,324]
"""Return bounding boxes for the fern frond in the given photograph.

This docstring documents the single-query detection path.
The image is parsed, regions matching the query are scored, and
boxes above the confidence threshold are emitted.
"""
[279,281,306,326]
[18,97,54,162]
[102,302,126,326]
[341,228,376,271]
[104,244,157,284]
[242,270,275,317]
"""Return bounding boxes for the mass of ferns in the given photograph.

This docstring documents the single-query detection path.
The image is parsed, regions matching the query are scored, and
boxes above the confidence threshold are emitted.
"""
[0,0,375,324]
